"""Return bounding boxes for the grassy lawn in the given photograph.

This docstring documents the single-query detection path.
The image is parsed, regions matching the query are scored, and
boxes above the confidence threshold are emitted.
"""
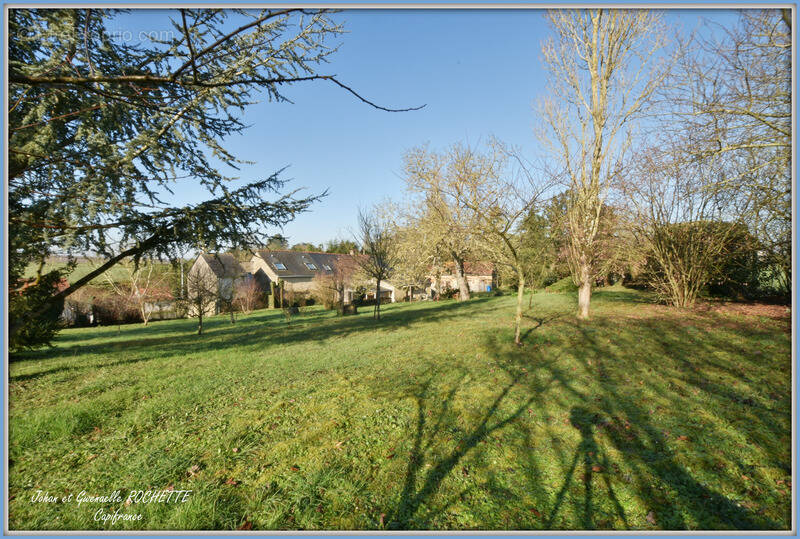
[8,287,792,530]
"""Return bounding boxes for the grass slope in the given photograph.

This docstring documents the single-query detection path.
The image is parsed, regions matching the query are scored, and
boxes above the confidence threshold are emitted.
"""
[8,287,792,530]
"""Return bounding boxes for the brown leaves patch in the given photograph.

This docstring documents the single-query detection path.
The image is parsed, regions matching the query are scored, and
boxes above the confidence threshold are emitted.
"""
[237,520,253,530]
[708,302,790,320]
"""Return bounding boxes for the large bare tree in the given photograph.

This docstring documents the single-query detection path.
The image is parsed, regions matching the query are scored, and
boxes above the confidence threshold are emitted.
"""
[539,9,669,318]
[403,146,480,301]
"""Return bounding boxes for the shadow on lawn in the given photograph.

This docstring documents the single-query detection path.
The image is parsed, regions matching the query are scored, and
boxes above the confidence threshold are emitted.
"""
[372,310,787,530]
[11,291,790,530]
[383,369,555,529]
[507,318,785,530]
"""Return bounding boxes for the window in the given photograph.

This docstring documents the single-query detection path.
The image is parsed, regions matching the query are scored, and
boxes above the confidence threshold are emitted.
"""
[304,262,317,270]
[322,264,332,271]
[273,262,287,270]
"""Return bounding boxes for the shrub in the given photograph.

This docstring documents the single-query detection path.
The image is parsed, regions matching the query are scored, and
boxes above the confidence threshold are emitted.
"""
[545,277,578,294]
[9,270,67,352]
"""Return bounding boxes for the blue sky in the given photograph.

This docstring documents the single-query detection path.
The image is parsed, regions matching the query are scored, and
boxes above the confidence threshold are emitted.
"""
[118,8,739,248]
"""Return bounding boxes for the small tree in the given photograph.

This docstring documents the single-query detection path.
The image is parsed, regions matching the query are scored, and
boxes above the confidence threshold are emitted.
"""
[186,265,218,335]
[234,278,262,314]
[444,141,549,345]
[355,209,397,320]
[312,256,357,312]
[101,259,169,325]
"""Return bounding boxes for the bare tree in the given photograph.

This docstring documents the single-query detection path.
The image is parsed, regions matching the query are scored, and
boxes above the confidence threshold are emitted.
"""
[185,264,218,335]
[539,9,669,318]
[391,224,433,302]
[312,256,357,312]
[355,209,397,320]
[664,10,791,294]
[443,141,549,345]
[403,146,481,301]
[622,136,748,307]
[101,258,169,325]
[233,278,262,314]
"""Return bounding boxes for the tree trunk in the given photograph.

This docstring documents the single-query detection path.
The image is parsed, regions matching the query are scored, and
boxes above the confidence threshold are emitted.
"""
[452,254,470,301]
[229,309,235,324]
[514,271,525,345]
[197,308,204,335]
[374,279,382,320]
[577,259,591,319]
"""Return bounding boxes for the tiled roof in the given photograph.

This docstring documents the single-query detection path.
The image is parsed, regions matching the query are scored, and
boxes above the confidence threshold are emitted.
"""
[255,250,356,277]
[199,253,245,279]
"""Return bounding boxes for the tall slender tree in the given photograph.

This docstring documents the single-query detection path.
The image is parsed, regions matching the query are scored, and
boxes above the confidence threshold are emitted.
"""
[538,9,669,319]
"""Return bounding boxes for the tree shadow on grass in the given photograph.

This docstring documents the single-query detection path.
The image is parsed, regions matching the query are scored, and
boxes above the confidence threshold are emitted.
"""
[368,361,557,529]
[488,315,787,530]
[545,406,630,530]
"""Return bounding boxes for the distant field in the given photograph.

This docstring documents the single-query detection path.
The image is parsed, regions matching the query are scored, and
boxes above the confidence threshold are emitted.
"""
[8,287,792,530]
[23,259,177,285]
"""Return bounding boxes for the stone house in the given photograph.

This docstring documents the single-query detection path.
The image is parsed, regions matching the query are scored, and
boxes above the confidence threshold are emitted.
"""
[429,261,497,296]
[250,250,397,305]
[187,253,248,315]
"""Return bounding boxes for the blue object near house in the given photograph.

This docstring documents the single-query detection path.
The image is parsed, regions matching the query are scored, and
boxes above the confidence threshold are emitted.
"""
[486,285,492,292]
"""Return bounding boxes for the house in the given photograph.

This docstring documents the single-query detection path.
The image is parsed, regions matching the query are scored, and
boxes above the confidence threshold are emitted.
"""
[187,253,248,315]
[250,250,397,305]
[429,261,497,297]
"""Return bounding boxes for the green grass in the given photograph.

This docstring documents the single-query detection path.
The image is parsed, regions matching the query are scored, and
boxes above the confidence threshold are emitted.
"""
[9,286,791,530]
